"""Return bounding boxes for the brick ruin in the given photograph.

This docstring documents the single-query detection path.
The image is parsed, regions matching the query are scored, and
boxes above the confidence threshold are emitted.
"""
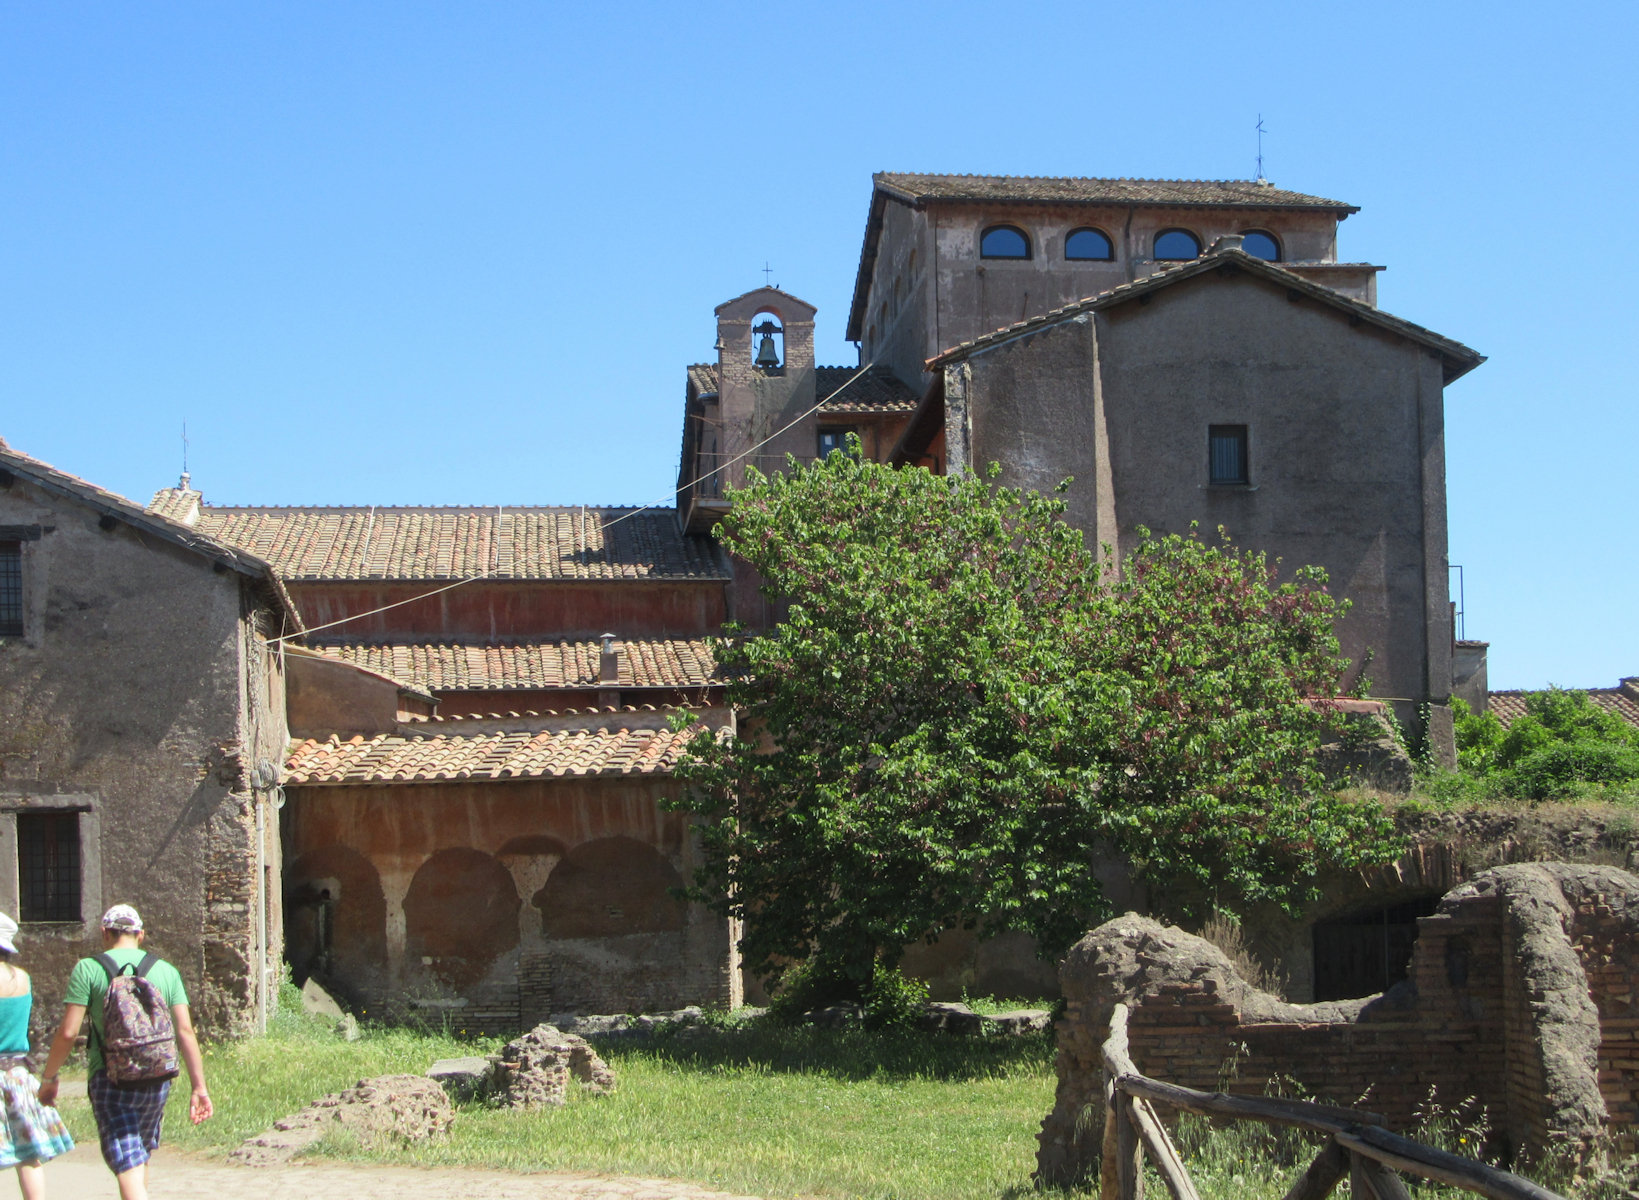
[1036,862,1639,1182]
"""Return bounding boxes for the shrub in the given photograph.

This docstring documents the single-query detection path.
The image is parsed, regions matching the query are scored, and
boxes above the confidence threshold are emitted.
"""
[1500,741,1639,801]
[862,963,931,1030]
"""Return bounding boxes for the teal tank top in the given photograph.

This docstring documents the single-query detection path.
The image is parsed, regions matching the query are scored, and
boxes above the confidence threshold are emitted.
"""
[0,993,30,1056]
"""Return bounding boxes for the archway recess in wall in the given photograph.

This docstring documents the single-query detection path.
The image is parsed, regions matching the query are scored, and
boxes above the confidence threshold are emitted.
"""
[404,848,520,990]
[534,836,685,939]
[284,845,389,992]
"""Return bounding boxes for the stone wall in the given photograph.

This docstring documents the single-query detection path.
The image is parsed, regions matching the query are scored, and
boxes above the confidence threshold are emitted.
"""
[1037,863,1639,1183]
[0,465,286,1038]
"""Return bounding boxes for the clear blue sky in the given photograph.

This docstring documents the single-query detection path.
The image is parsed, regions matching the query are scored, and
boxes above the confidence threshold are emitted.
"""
[1,2,1633,691]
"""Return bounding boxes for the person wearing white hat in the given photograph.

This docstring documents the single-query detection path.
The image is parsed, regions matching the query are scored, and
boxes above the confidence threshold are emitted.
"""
[0,911,75,1199]
[39,905,211,1200]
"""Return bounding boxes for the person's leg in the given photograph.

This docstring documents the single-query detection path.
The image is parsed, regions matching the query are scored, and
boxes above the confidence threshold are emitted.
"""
[115,1162,148,1200]
[14,1161,44,1200]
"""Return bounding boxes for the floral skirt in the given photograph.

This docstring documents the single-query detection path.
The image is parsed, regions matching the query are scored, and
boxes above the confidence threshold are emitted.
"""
[0,1063,73,1167]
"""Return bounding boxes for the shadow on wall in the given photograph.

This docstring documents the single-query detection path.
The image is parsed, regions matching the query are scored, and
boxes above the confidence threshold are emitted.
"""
[285,845,388,1002]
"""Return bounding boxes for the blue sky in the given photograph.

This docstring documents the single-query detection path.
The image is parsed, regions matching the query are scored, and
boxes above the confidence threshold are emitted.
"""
[1,2,1633,690]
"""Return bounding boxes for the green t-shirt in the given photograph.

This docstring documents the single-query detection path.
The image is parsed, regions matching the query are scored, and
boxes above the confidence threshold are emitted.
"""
[63,948,188,1076]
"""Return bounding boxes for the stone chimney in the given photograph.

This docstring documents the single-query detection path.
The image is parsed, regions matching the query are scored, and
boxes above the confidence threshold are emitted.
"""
[598,633,620,708]
[1207,233,1246,255]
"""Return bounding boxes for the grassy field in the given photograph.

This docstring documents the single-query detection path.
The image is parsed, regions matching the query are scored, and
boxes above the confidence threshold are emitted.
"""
[48,994,1614,1200]
[125,999,1060,1200]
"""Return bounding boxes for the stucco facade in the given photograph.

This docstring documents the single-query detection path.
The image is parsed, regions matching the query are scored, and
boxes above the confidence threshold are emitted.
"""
[0,444,291,1038]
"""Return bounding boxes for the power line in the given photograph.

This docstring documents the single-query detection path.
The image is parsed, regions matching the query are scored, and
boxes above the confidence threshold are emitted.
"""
[269,359,884,645]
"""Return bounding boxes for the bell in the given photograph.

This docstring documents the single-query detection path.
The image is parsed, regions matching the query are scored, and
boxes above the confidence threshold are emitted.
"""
[754,329,781,369]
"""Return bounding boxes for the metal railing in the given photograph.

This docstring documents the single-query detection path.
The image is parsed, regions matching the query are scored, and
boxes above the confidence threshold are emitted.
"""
[1097,1003,1564,1200]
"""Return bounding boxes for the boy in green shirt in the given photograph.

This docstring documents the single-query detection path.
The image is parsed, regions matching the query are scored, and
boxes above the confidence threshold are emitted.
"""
[39,905,211,1200]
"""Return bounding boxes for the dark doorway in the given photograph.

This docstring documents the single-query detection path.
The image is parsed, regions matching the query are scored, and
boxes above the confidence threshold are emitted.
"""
[1312,895,1441,1000]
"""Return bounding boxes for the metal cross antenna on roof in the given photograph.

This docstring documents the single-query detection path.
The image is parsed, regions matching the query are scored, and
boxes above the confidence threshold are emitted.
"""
[1256,115,1268,182]
[267,358,884,645]
[762,262,773,286]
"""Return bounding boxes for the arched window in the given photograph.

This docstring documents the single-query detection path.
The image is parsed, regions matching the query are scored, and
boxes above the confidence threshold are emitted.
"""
[1154,229,1201,260]
[980,225,1031,259]
[1240,230,1281,261]
[1065,228,1114,261]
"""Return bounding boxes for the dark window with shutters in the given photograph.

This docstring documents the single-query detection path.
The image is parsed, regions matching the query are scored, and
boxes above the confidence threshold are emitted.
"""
[1208,425,1249,485]
[0,542,21,636]
[18,812,81,923]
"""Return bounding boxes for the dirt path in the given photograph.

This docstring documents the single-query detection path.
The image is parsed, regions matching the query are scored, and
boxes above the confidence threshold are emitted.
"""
[0,1143,766,1200]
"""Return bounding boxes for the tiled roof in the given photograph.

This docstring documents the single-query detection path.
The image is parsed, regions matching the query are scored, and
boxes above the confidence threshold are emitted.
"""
[924,247,1485,380]
[0,443,303,629]
[283,724,704,784]
[174,506,729,582]
[815,366,919,413]
[849,172,1357,339]
[1487,685,1639,730]
[146,484,202,524]
[314,638,720,691]
[683,364,916,414]
[873,172,1358,212]
[687,363,718,397]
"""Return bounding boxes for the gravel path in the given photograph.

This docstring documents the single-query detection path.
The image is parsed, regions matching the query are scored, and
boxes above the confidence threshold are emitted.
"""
[0,1143,767,1200]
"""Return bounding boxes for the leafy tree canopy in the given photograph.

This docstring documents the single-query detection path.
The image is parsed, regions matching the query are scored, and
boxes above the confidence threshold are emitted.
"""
[670,449,1399,989]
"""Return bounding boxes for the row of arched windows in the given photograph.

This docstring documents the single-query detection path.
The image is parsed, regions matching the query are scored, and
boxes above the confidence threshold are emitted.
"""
[979,225,1282,263]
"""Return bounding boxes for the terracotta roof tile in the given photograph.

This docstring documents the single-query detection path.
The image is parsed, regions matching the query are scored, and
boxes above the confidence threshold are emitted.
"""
[1487,687,1639,730]
[183,506,728,582]
[684,364,916,414]
[283,724,704,784]
[873,172,1357,212]
[314,639,719,691]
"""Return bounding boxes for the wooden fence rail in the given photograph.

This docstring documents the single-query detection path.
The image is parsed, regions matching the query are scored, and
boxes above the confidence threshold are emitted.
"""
[1097,1003,1565,1200]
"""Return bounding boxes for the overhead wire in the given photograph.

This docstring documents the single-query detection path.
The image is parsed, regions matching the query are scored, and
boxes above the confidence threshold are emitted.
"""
[268,357,886,646]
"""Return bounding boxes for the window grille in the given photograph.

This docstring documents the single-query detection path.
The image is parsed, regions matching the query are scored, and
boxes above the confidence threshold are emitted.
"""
[1209,425,1249,485]
[18,812,81,923]
[0,543,21,636]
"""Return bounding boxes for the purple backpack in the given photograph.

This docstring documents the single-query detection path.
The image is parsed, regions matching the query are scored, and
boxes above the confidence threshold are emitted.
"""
[94,953,180,1086]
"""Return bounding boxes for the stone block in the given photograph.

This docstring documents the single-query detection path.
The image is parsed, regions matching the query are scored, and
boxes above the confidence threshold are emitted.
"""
[426,1056,497,1102]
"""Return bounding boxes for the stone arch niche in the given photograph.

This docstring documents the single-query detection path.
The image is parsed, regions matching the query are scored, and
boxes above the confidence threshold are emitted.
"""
[403,848,520,991]
[284,845,388,997]
[534,836,685,939]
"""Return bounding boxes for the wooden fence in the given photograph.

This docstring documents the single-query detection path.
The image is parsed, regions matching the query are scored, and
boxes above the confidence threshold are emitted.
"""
[1098,1003,1565,1200]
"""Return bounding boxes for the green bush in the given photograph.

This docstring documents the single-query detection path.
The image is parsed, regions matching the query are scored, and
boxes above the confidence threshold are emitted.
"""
[1447,689,1639,802]
[766,958,861,1024]
[1500,741,1639,801]
[862,962,931,1030]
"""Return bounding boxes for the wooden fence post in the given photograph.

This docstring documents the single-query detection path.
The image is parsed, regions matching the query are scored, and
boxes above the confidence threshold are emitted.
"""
[1116,1090,1145,1200]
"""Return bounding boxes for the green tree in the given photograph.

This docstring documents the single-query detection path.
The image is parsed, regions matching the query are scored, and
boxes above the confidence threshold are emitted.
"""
[1459,688,1639,800]
[670,450,1399,992]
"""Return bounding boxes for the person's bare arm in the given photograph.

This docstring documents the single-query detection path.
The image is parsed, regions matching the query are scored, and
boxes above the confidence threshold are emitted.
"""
[36,1004,85,1107]
[171,1003,212,1123]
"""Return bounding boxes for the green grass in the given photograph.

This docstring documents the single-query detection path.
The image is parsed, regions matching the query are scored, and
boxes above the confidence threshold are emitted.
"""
[147,998,1058,1200]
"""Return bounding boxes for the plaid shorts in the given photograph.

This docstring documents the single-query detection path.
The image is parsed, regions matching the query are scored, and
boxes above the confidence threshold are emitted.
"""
[88,1070,171,1174]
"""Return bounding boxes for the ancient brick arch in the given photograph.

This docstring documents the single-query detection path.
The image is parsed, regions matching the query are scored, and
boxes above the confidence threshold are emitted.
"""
[404,848,520,991]
[284,844,388,995]
[534,836,684,940]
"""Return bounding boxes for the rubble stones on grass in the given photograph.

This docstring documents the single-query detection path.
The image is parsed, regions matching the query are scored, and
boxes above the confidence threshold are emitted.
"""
[231,1074,454,1166]
[426,1055,497,1102]
[495,1024,617,1109]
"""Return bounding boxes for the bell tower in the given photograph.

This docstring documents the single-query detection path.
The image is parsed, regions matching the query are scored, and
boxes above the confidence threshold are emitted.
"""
[712,287,817,494]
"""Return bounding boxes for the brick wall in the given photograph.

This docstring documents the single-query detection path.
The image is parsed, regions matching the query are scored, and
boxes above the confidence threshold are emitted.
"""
[1037,863,1638,1183]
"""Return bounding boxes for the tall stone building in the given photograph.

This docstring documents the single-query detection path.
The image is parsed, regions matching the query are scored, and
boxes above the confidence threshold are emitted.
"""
[680,173,1484,746]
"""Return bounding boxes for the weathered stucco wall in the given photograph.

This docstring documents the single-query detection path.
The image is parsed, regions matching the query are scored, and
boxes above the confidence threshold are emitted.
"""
[961,268,1451,707]
[0,471,285,1038]
[283,777,736,1029]
[284,579,729,642]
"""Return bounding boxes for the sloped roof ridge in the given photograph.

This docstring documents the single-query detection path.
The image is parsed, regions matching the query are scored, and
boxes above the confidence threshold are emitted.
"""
[925,248,1484,379]
[197,502,667,512]
[0,443,272,578]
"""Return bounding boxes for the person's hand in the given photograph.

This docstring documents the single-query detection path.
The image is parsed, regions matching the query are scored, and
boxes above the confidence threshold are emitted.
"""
[36,1077,58,1106]
[190,1087,212,1124]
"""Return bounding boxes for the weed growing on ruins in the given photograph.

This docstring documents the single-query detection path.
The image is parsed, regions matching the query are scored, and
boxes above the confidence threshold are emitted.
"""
[1421,691,1639,806]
